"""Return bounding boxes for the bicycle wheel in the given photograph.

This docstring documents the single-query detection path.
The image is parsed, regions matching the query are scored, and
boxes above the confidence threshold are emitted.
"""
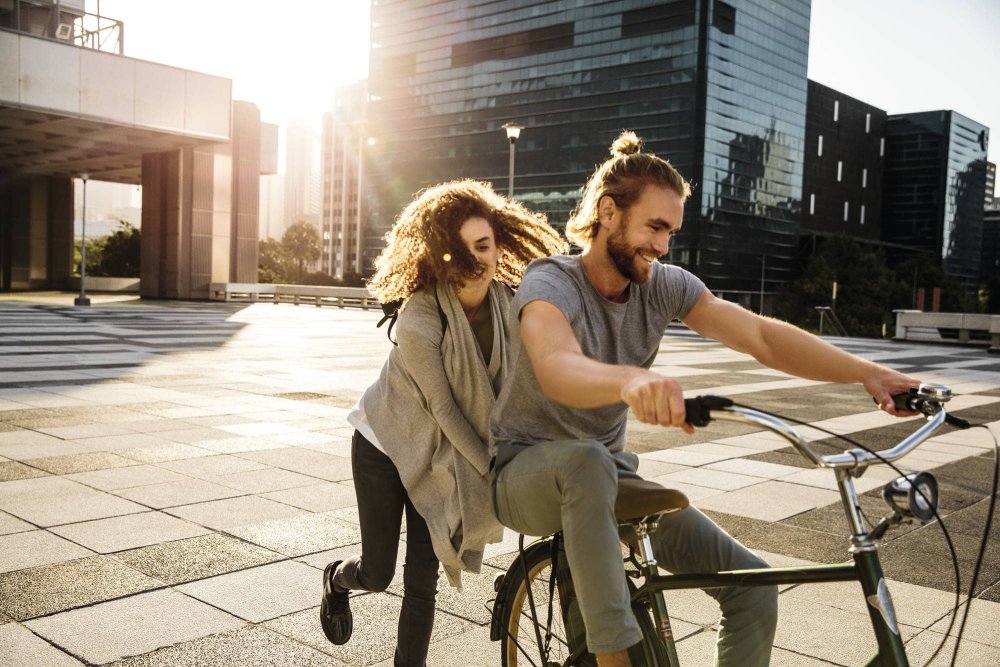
[498,540,668,667]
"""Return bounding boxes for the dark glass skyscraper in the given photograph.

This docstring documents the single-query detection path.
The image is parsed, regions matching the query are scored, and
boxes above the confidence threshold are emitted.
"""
[882,111,989,288]
[366,0,811,296]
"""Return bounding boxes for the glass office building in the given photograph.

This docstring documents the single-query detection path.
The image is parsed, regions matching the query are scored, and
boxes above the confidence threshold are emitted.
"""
[366,0,811,296]
[882,111,990,288]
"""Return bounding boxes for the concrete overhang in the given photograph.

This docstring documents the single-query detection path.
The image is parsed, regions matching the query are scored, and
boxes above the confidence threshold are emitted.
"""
[0,28,232,185]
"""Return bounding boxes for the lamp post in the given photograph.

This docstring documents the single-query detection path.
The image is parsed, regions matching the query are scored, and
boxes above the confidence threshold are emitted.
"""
[74,173,91,307]
[501,122,523,199]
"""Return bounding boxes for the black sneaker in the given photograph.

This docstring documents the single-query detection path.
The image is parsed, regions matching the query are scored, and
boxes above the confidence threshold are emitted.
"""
[320,560,353,645]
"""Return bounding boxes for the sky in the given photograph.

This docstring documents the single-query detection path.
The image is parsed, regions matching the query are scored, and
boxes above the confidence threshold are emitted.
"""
[92,0,999,166]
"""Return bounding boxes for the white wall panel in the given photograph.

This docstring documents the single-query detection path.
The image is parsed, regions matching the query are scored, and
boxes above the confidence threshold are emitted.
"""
[81,50,135,124]
[0,32,18,104]
[185,71,231,140]
[19,37,80,112]
[134,60,186,132]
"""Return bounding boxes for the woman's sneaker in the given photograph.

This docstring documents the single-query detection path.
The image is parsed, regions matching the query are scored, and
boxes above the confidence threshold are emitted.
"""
[320,561,353,645]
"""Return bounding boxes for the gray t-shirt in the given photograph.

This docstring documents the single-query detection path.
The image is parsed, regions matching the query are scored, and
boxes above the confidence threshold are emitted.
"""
[489,255,705,468]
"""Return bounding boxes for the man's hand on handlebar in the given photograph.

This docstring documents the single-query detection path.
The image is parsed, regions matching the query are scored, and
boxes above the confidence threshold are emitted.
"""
[864,367,922,417]
[620,371,694,434]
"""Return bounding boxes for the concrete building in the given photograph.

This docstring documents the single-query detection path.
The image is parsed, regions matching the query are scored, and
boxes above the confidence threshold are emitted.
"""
[284,117,321,232]
[987,161,996,204]
[319,81,368,280]
[0,1,276,297]
[983,197,1000,285]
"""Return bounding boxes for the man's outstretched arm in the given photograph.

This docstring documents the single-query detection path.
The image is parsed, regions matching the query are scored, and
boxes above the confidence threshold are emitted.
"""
[520,300,694,432]
[681,291,919,414]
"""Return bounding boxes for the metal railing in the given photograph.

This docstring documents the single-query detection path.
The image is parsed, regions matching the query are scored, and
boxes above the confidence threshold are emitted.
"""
[1,0,123,54]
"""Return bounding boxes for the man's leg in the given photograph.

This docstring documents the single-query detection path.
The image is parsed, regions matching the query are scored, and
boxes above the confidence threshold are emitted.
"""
[493,440,642,656]
[650,506,778,667]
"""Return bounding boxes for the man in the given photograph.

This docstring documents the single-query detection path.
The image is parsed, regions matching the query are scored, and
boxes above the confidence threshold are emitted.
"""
[488,131,919,667]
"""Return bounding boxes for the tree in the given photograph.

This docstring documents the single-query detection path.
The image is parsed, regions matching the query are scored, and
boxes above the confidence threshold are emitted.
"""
[774,237,909,338]
[74,220,140,277]
[282,221,321,282]
[258,237,290,283]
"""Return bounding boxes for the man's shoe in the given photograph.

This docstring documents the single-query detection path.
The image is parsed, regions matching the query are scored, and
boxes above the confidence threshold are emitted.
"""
[320,560,353,645]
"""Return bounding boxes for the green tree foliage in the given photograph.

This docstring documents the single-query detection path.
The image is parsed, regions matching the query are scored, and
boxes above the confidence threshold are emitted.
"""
[281,221,321,282]
[774,237,908,338]
[258,238,290,283]
[74,220,140,277]
[893,255,977,313]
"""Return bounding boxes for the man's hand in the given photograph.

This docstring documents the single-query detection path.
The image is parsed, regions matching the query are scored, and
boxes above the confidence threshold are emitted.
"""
[864,367,922,416]
[620,371,694,433]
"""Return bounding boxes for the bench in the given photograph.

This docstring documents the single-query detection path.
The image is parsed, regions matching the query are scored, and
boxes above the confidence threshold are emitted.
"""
[893,310,999,350]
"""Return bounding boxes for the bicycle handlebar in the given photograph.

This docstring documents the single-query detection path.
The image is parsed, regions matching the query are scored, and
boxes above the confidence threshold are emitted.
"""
[684,383,954,472]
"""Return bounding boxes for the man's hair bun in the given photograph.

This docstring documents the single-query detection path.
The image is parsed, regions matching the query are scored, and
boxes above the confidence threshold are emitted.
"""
[610,130,643,157]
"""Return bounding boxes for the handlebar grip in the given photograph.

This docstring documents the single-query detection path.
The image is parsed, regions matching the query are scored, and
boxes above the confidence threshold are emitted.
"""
[875,390,921,412]
[685,395,734,427]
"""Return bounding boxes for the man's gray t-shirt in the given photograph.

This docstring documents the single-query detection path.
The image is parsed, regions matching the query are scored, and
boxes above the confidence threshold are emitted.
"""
[489,255,705,469]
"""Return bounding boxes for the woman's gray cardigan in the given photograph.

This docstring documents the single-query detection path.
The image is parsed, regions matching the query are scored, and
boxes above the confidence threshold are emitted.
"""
[356,281,508,588]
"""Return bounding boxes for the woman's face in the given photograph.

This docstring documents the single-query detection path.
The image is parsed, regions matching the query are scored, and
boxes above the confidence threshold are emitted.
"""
[457,215,498,286]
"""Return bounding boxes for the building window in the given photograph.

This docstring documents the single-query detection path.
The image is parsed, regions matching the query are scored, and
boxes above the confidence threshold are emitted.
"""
[817,135,823,156]
[712,0,736,35]
[625,0,697,37]
[862,168,868,188]
[833,100,839,122]
[865,113,871,133]
[860,205,866,225]
[843,201,849,222]
[810,193,815,215]
[837,161,843,182]
[880,137,885,156]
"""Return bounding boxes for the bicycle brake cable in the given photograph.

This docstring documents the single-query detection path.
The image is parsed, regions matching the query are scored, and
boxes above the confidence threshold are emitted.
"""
[728,401,964,667]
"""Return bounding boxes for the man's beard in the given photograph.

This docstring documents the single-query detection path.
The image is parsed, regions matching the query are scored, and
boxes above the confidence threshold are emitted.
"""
[607,221,652,284]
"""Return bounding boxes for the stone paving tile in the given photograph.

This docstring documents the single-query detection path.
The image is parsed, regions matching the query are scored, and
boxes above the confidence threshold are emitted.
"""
[50,511,211,553]
[106,624,348,666]
[65,464,187,491]
[262,481,358,513]
[113,533,283,585]
[166,495,307,531]
[116,442,216,463]
[115,477,244,509]
[229,512,361,557]
[0,460,48,482]
[657,466,765,491]
[25,588,244,665]
[264,596,472,667]
[0,510,33,536]
[695,480,841,522]
[388,561,504,626]
[738,522,850,564]
[34,423,137,440]
[179,560,321,623]
[0,476,146,527]
[208,467,321,494]
[386,624,498,667]
[904,629,1000,666]
[0,555,162,621]
[153,426,237,444]
[0,623,85,666]
[237,447,353,482]
[0,530,94,574]
[22,451,138,475]
[190,436,289,454]
[928,598,1000,648]
[158,453,268,478]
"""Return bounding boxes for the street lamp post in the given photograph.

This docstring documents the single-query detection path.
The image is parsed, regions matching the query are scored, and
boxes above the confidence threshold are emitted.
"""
[75,173,91,307]
[501,122,523,199]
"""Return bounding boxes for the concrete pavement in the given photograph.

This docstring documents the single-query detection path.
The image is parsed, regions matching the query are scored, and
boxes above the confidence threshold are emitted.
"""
[0,293,997,666]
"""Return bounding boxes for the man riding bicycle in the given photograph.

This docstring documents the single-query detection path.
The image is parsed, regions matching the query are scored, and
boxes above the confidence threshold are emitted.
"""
[488,130,920,667]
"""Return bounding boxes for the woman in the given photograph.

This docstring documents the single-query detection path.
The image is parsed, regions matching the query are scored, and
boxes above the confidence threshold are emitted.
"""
[320,179,567,666]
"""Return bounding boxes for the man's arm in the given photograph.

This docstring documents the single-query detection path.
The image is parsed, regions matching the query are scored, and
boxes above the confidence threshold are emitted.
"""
[520,300,694,432]
[681,291,919,414]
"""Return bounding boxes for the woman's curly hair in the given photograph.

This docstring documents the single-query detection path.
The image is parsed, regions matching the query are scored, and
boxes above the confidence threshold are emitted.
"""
[367,179,568,303]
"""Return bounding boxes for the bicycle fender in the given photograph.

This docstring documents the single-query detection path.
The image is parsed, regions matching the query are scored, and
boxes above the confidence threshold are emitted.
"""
[489,539,552,642]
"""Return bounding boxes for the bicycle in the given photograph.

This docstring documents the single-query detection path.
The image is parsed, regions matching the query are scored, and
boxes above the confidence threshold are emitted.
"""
[488,383,990,667]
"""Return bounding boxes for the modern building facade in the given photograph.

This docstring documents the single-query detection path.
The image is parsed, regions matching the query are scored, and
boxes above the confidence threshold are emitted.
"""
[366,0,811,299]
[983,197,1000,285]
[284,118,321,232]
[319,81,368,279]
[987,161,996,204]
[801,80,885,242]
[882,111,990,288]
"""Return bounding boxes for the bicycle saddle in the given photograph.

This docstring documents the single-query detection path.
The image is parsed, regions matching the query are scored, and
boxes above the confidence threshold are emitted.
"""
[615,478,689,522]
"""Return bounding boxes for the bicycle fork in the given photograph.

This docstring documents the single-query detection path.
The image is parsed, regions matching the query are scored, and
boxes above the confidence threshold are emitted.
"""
[633,521,682,667]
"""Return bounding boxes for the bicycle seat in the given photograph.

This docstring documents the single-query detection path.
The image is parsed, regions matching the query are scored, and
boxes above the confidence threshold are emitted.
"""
[615,478,689,522]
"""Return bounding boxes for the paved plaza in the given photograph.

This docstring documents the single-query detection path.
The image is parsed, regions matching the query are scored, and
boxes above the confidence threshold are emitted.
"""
[0,293,998,666]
